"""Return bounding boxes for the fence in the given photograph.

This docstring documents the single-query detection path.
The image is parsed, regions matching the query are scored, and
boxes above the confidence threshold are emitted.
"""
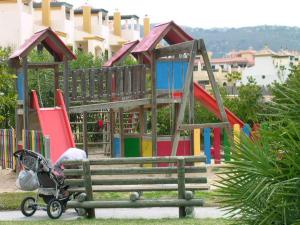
[22,130,46,156]
[0,129,47,170]
[0,129,16,169]
[194,123,252,164]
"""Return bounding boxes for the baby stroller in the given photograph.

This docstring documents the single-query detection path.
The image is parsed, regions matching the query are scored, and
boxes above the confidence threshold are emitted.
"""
[14,149,79,219]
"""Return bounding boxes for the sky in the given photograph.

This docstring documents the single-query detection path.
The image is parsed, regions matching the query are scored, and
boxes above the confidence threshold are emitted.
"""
[64,0,300,28]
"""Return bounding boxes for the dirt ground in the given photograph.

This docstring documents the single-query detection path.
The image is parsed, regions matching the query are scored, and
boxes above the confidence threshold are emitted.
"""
[0,168,19,193]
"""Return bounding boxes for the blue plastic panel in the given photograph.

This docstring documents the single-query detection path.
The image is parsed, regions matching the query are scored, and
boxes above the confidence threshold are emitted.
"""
[156,60,188,90]
[204,128,211,164]
[113,136,121,158]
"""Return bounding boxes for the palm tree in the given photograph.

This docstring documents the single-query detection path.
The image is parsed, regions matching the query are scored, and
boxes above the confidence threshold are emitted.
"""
[218,66,300,224]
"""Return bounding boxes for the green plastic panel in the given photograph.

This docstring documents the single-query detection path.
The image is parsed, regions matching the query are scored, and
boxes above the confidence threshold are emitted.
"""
[124,137,141,157]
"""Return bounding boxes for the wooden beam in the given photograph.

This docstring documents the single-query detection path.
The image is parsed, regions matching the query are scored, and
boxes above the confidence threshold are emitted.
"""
[67,199,204,209]
[23,57,29,131]
[177,158,186,218]
[28,62,63,69]
[119,107,125,157]
[199,39,232,136]
[83,111,88,154]
[109,109,115,158]
[68,184,210,193]
[151,52,157,157]
[171,40,197,156]
[63,59,69,111]
[64,166,206,176]
[154,41,194,58]
[63,156,206,166]
[179,122,230,130]
[82,160,95,218]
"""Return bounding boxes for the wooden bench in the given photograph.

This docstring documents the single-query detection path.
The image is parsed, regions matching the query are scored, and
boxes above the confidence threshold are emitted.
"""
[64,156,209,218]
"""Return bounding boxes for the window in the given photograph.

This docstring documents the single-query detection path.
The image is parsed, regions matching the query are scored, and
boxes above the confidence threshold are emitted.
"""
[223,82,227,86]
[66,9,71,20]
[262,75,266,79]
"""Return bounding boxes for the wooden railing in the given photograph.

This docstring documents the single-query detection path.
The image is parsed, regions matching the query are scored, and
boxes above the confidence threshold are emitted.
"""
[67,64,147,105]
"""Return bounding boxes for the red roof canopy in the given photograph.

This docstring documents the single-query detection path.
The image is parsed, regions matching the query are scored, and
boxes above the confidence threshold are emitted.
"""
[104,21,193,67]
[132,21,193,53]
[103,40,139,67]
[9,28,76,63]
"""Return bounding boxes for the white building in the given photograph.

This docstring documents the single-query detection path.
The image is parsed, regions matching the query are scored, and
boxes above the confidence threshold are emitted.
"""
[242,47,299,85]
[0,0,34,48]
[0,0,146,57]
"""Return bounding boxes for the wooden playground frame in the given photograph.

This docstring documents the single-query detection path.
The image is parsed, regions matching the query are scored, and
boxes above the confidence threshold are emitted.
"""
[7,22,234,162]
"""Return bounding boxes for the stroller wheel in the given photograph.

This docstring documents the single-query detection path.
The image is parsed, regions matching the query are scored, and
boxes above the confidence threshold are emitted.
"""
[47,199,63,219]
[21,197,37,217]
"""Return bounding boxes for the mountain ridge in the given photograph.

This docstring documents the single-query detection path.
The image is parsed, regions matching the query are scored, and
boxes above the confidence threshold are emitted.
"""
[142,25,300,57]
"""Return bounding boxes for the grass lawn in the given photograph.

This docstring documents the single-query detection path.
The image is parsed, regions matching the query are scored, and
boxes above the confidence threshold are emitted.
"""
[0,218,233,225]
[0,190,223,210]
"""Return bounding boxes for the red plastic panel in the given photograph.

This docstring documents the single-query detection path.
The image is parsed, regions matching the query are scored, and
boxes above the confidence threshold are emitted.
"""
[157,139,191,167]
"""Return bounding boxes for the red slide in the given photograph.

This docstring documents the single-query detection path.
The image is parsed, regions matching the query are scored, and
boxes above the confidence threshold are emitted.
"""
[193,82,244,127]
[31,89,75,163]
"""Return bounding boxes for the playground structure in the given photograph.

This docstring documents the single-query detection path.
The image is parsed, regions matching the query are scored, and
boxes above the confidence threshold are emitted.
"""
[0,21,251,169]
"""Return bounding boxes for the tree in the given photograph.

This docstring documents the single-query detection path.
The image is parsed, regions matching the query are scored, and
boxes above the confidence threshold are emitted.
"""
[225,71,242,85]
[0,47,16,128]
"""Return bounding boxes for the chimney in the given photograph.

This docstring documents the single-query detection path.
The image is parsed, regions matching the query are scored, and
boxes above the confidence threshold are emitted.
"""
[42,0,51,27]
[143,15,150,37]
[113,9,121,36]
[82,5,92,33]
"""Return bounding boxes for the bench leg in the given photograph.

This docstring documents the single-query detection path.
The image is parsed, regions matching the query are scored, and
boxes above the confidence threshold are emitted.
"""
[86,208,95,219]
[179,207,186,218]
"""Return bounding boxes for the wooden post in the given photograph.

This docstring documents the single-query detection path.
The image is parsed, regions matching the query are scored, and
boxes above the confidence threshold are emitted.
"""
[139,106,145,158]
[189,65,195,156]
[23,57,29,131]
[119,108,125,157]
[177,157,186,218]
[109,109,115,158]
[171,41,197,156]
[63,59,69,112]
[82,69,88,155]
[200,39,231,137]
[83,111,88,155]
[151,52,157,157]
[44,135,50,160]
[54,65,59,105]
[82,159,95,218]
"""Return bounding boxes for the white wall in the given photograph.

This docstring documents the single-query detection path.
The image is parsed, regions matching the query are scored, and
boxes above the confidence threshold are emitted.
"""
[0,2,26,48]
[242,56,280,85]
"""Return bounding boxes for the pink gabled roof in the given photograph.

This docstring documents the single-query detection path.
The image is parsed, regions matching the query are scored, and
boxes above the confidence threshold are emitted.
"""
[10,28,76,62]
[132,21,193,53]
[103,40,139,67]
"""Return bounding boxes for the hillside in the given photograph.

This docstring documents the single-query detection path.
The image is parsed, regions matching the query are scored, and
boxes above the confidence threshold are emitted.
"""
[143,25,300,57]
